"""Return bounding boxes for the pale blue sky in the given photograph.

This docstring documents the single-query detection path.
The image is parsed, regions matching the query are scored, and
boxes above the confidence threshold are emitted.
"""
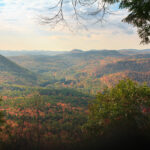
[0,0,149,51]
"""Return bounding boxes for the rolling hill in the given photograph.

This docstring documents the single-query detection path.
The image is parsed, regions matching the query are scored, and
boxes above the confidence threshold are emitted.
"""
[1,49,150,149]
[8,49,150,94]
[9,50,125,72]
[0,55,37,85]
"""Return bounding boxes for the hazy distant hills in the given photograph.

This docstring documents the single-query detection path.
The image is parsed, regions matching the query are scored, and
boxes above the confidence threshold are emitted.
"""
[0,49,149,93]
[0,55,37,85]
[9,50,125,74]
[118,49,150,55]
[1,49,150,56]
[0,50,67,56]
[7,49,150,93]
[96,57,150,76]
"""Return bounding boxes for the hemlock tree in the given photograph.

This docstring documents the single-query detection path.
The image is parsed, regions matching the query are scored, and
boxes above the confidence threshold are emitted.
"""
[42,0,150,44]
[83,79,150,140]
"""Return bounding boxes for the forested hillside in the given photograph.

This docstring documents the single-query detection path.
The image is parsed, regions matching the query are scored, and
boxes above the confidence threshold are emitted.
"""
[0,49,150,149]
[0,55,37,85]
[0,0,149,148]
[8,49,150,94]
[1,49,150,94]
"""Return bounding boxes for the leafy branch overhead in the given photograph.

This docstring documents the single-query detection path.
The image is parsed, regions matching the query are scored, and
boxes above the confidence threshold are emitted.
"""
[42,0,150,44]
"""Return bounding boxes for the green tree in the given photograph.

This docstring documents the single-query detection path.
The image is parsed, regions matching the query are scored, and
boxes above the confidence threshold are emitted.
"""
[105,0,150,44]
[83,79,150,139]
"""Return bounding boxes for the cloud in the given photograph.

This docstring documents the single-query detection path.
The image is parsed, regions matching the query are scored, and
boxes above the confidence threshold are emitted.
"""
[0,0,50,30]
[0,0,133,35]
[0,0,149,50]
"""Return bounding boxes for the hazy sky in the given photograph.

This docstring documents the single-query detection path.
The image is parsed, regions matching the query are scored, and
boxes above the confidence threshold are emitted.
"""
[0,0,149,51]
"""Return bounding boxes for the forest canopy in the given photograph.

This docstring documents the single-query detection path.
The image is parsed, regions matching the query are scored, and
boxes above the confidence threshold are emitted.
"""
[84,79,150,136]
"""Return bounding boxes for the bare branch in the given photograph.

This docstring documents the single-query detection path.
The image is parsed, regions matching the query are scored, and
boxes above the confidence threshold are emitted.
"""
[40,0,110,29]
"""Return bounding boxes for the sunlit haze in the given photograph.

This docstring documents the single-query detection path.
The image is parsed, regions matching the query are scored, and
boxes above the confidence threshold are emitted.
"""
[0,0,149,51]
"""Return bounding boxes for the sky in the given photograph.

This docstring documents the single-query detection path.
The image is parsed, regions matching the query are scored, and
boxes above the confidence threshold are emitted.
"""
[0,0,149,51]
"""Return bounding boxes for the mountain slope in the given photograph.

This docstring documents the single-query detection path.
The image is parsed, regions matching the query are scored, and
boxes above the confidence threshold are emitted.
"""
[8,50,126,93]
[95,57,150,77]
[0,55,37,85]
[9,50,125,73]
[8,50,150,93]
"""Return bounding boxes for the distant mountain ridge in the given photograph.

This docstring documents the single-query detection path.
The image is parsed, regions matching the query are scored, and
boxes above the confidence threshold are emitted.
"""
[0,50,67,56]
[0,49,150,56]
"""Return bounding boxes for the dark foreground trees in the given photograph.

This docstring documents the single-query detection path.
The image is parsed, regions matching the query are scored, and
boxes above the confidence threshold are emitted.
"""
[0,97,4,126]
[0,97,4,150]
[1,80,150,149]
[83,79,150,149]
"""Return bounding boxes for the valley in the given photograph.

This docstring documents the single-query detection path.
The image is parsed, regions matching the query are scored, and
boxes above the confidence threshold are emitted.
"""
[0,49,150,149]
[6,49,150,94]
